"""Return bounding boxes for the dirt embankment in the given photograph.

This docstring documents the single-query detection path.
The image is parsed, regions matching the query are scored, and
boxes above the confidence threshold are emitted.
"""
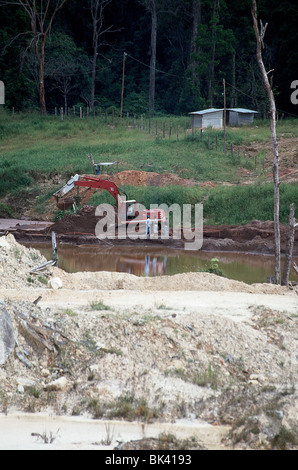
[6,204,298,257]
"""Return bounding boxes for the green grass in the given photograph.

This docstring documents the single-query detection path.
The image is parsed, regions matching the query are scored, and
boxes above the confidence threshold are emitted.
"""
[0,108,297,225]
[91,182,298,225]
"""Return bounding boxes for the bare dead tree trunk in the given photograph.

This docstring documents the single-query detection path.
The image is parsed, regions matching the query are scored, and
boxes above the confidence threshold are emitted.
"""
[90,0,117,111]
[252,0,281,284]
[282,204,296,286]
[148,0,157,115]
[190,0,201,87]
[8,0,69,115]
[208,0,219,107]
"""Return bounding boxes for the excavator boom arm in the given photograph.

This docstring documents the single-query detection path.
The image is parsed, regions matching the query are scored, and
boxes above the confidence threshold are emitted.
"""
[74,176,123,206]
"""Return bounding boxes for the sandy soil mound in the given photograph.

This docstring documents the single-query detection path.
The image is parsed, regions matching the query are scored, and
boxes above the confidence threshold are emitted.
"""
[1,234,298,450]
[101,170,198,188]
[0,234,49,289]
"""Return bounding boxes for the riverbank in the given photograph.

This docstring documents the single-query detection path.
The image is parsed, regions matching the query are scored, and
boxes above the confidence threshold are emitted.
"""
[1,213,298,257]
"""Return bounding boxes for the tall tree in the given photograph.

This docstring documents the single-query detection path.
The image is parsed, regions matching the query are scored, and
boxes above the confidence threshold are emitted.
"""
[0,0,68,114]
[252,0,281,284]
[89,0,116,110]
[138,0,158,114]
[45,32,90,112]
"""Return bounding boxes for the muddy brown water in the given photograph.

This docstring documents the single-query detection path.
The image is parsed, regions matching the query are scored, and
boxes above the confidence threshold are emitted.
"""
[23,243,298,285]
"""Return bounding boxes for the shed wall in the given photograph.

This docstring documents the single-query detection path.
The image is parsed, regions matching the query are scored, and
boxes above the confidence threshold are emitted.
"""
[202,111,223,128]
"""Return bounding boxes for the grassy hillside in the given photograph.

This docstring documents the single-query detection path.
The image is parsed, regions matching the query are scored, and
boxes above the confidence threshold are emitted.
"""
[0,109,297,224]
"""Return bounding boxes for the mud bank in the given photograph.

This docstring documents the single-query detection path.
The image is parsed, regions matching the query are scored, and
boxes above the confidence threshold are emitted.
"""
[2,210,298,256]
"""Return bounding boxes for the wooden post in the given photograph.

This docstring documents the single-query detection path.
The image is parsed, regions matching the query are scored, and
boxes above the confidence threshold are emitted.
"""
[52,232,58,267]
[120,52,127,124]
[80,107,82,119]
[223,78,226,154]
[282,204,296,286]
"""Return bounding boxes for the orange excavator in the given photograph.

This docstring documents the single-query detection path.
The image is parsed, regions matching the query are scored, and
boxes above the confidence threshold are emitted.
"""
[73,175,165,226]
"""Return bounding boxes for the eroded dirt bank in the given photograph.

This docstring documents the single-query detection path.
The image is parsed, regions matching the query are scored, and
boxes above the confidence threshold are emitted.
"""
[2,209,298,257]
[0,234,298,450]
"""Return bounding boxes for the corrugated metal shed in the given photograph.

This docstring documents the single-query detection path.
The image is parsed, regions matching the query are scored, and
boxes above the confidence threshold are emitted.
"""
[189,108,224,129]
[189,107,258,128]
[227,108,258,126]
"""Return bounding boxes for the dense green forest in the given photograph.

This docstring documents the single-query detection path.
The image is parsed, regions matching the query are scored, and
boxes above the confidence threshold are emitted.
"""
[0,0,297,117]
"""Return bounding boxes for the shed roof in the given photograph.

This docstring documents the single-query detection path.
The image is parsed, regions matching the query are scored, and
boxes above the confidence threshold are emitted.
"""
[189,107,258,115]
[228,108,258,114]
[189,108,223,115]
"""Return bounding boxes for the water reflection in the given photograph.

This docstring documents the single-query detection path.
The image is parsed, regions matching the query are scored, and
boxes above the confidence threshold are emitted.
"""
[23,243,298,285]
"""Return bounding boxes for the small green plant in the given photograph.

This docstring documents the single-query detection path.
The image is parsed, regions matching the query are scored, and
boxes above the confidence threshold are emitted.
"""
[61,308,78,317]
[89,300,111,311]
[198,258,225,277]
[38,275,48,285]
[27,387,41,398]
[271,426,298,450]
[193,363,219,389]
